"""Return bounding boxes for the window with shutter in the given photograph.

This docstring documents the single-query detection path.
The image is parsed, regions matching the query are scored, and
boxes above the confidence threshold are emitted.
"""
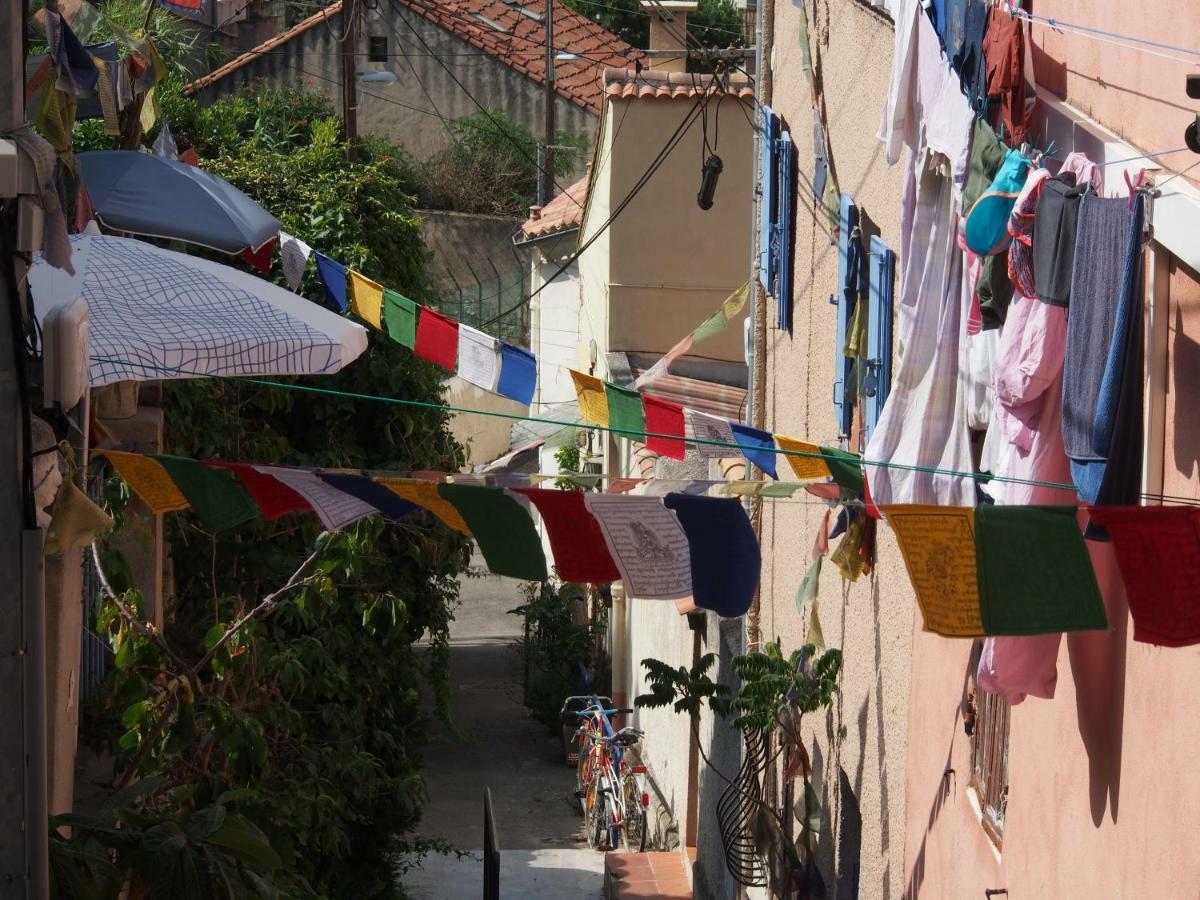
[775,130,794,331]
[833,193,863,438]
[863,235,895,441]
[758,106,779,294]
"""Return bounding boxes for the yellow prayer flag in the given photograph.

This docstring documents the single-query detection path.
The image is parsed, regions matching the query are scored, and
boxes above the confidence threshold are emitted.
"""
[721,281,750,322]
[139,85,158,134]
[376,478,471,534]
[775,435,831,480]
[569,370,610,427]
[882,505,983,637]
[98,450,190,514]
[349,271,384,329]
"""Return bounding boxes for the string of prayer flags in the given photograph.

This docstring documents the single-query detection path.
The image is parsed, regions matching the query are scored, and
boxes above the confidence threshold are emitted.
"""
[774,436,830,480]
[240,237,275,278]
[256,466,375,531]
[456,324,499,391]
[884,505,983,636]
[512,488,621,584]
[377,478,471,534]
[571,369,610,427]
[279,231,313,291]
[414,307,459,370]
[150,455,259,532]
[643,395,686,460]
[605,383,646,436]
[314,252,348,313]
[662,494,760,617]
[819,447,865,494]
[1083,506,1200,647]
[496,344,537,406]
[384,289,418,349]
[205,461,310,521]
[686,408,737,459]
[437,484,547,581]
[97,450,190,513]
[316,473,417,523]
[348,271,384,330]
[583,494,692,599]
[730,423,779,480]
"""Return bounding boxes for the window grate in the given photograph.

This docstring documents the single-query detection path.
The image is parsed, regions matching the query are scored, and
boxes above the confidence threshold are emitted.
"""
[971,689,1010,845]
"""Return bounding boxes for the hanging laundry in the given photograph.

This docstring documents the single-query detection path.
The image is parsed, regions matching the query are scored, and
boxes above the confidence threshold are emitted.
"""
[348,270,384,329]
[98,449,190,513]
[438,484,547,581]
[383,289,418,349]
[774,435,831,480]
[241,237,276,277]
[685,408,736,459]
[151,455,259,532]
[662,494,760,617]
[729,423,778,480]
[313,252,348,312]
[496,344,537,407]
[605,383,646,438]
[413,307,459,370]
[376,478,470,534]
[583,494,692,600]
[643,395,686,460]
[204,461,310,521]
[512,488,621,584]
[1061,194,1132,502]
[279,231,312,291]
[316,473,417,523]
[964,149,1030,256]
[961,118,1006,215]
[1087,505,1200,647]
[976,629,1061,704]
[1006,167,1052,298]
[570,369,610,427]
[255,466,375,532]
[1031,173,1086,307]
[982,2,1029,144]
[941,0,990,112]
[456,324,499,391]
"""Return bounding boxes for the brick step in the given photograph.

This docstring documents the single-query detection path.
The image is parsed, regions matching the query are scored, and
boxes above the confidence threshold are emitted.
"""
[604,851,691,899]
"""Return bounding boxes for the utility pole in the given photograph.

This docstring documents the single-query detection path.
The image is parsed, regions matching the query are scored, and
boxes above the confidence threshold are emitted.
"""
[341,0,360,160]
[541,0,556,204]
[1,0,49,893]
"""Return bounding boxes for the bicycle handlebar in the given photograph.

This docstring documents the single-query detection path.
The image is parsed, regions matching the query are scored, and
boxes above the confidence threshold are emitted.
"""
[571,707,634,718]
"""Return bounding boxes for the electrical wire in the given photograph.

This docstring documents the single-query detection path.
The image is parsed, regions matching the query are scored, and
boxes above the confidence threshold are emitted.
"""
[1014,9,1200,66]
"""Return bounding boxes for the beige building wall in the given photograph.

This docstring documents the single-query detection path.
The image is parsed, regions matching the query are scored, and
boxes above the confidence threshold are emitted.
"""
[758,1,912,897]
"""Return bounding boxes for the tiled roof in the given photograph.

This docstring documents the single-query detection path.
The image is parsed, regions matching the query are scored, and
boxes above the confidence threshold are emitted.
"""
[185,0,641,114]
[602,67,755,101]
[520,173,589,240]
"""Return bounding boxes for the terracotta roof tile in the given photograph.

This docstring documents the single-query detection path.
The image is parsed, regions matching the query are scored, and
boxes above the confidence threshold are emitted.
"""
[602,66,754,101]
[185,0,641,114]
[520,174,589,239]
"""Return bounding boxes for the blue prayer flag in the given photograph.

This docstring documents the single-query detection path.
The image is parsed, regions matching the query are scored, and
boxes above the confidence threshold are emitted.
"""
[730,422,778,479]
[663,493,761,617]
[496,343,536,406]
[316,473,417,522]
[314,252,348,313]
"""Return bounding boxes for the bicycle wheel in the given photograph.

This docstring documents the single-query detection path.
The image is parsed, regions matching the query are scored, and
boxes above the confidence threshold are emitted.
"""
[584,779,605,850]
[621,773,647,853]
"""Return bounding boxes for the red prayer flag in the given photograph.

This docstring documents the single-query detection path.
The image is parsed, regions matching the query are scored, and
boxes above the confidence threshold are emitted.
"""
[240,237,276,276]
[177,147,200,167]
[414,307,459,370]
[204,461,311,521]
[643,394,686,460]
[1087,505,1200,647]
[862,470,881,520]
[511,488,620,583]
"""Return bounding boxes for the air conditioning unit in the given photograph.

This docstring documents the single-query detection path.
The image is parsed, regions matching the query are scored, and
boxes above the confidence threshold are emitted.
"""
[42,295,89,412]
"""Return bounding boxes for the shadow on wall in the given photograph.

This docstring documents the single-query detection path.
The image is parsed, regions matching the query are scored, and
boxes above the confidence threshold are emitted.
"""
[837,768,863,898]
[1171,305,1200,483]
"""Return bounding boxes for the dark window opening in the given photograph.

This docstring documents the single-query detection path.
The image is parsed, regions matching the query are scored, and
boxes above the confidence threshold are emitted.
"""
[368,36,387,62]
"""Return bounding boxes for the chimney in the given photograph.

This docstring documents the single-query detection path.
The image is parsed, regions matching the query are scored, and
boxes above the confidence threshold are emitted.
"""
[638,1,697,73]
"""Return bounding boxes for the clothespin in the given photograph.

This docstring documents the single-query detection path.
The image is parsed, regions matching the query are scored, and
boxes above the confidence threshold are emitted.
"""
[1044,139,1056,160]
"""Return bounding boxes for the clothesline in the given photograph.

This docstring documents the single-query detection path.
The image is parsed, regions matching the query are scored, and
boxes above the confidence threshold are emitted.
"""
[1014,9,1200,67]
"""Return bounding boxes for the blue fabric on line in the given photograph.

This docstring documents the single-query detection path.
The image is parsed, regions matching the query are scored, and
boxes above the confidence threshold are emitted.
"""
[496,343,537,406]
[316,473,417,522]
[663,493,761,618]
[314,252,348,312]
[729,422,778,479]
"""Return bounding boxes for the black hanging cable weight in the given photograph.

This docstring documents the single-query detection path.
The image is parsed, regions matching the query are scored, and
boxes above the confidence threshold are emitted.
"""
[698,153,723,210]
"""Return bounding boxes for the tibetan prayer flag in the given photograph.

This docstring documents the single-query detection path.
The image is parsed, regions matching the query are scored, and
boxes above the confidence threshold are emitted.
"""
[570,369,610,427]
[437,484,547,581]
[279,231,312,290]
[883,505,983,637]
[348,270,384,329]
[512,488,620,583]
[376,478,471,534]
[317,473,417,522]
[605,383,646,437]
[730,423,778,479]
[691,308,728,344]
[314,252,348,312]
[383,289,418,349]
[722,281,750,320]
[775,435,831,480]
[178,147,200,167]
[150,454,259,532]
[414,307,459,370]
[204,461,310,521]
[98,450,190,513]
[974,505,1107,635]
[256,466,375,531]
[497,344,537,406]
[1087,505,1200,646]
[643,395,686,460]
[457,324,499,391]
[685,408,736,459]
[583,494,692,599]
[663,493,760,617]
[819,446,865,494]
[240,237,275,277]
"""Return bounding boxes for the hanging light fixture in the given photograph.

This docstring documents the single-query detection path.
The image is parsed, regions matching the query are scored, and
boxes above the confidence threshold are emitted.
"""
[697,153,723,210]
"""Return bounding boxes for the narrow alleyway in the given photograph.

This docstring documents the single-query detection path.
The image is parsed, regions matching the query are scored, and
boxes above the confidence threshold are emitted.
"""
[401,556,605,898]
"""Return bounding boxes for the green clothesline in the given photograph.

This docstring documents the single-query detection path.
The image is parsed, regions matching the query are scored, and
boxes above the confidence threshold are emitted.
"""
[89,355,1178,500]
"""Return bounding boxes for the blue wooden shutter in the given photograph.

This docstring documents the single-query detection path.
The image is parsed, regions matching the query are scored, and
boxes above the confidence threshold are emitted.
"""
[775,129,794,331]
[833,193,861,437]
[863,234,895,440]
[758,106,779,293]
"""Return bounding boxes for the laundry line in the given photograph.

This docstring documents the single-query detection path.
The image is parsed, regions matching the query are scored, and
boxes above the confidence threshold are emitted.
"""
[1014,9,1200,67]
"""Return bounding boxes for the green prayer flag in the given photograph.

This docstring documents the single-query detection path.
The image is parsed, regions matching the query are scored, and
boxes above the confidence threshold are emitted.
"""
[383,289,418,349]
[818,447,865,495]
[974,505,1108,635]
[604,383,646,437]
[691,309,728,344]
[437,484,548,581]
[150,455,259,532]
[796,555,821,612]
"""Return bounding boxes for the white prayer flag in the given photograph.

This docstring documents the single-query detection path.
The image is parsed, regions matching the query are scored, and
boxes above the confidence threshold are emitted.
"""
[457,324,499,391]
[279,231,313,291]
[685,408,737,459]
[255,466,374,532]
[583,494,692,600]
[152,122,178,160]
